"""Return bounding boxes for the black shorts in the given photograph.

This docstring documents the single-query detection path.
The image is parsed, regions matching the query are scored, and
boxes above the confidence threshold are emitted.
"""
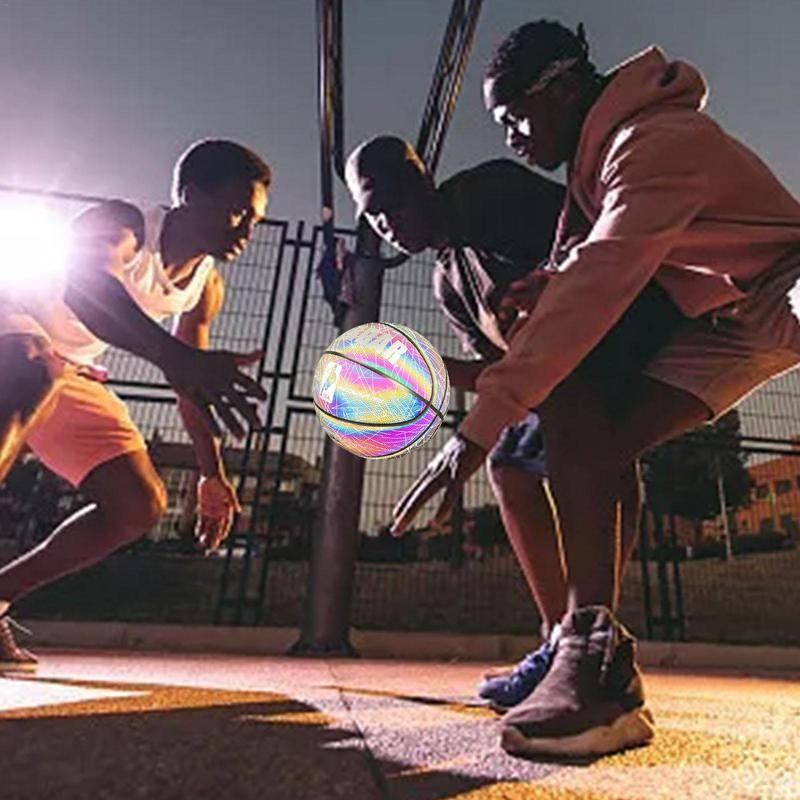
[577,281,686,416]
[489,282,686,475]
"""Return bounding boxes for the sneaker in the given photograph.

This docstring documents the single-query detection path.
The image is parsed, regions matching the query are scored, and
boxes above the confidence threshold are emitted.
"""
[501,606,655,759]
[478,625,560,711]
[0,616,38,674]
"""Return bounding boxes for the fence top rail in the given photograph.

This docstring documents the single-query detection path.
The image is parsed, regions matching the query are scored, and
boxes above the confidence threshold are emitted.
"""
[0,184,291,232]
[675,432,800,454]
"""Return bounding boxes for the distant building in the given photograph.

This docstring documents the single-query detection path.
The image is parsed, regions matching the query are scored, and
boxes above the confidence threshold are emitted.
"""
[660,451,800,551]
[734,453,800,537]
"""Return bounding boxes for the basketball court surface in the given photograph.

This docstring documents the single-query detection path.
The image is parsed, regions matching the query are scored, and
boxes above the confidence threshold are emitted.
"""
[2,651,798,799]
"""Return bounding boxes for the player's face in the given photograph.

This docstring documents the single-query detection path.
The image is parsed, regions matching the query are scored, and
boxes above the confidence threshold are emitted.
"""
[362,171,437,255]
[197,179,269,261]
[484,77,574,171]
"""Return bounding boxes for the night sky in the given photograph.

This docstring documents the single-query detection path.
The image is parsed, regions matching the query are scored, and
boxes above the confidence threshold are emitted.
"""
[0,0,798,225]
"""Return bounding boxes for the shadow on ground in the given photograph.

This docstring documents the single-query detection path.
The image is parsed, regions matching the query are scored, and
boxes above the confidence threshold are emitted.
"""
[0,677,500,800]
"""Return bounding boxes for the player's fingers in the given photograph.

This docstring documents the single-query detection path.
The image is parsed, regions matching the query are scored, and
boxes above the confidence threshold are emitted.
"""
[432,483,460,529]
[232,371,268,401]
[227,395,263,430]
[209,513,234,551]
[391,468,435,522]
[232,349,264,368]
[221,386,263,431]
[207,394,246,439]
[189,392,222,438]
[391,477,445,537]
[503,287,541,310]
[195,515,215,548]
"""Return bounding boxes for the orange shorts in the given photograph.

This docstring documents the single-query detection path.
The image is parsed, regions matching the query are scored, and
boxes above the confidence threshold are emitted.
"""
[24,366,146,488]
[1,307,146,487]
[643,248,800,418]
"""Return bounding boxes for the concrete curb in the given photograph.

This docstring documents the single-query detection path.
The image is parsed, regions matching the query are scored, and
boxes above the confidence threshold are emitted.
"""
[19,619,800,671]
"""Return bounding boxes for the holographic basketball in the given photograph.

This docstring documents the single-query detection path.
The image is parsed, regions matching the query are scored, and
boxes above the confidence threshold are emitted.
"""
[313,322,450,459]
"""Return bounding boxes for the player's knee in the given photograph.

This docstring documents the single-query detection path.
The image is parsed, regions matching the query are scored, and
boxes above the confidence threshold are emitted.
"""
[115,477,168,541]
[138,478,168,530]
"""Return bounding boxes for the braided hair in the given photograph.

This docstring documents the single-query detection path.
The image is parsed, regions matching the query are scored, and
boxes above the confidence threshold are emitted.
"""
[485,20,597,105]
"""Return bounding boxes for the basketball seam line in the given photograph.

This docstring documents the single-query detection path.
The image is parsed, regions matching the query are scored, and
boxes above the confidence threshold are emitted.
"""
[312,399,434,428]
[324,408,440,459]
[373,397,447,459]
[321,349,444,422]
[384,322,436,408]
[383,323,450,460]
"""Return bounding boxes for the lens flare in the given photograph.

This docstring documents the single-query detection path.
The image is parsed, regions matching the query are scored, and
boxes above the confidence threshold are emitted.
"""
[0,197,70,294]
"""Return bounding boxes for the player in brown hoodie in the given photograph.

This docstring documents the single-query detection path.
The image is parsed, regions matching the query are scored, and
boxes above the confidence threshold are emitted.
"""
[391,20,800,758]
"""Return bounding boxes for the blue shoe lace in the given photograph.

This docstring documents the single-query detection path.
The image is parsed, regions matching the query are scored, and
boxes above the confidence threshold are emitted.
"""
[478,638,557,708]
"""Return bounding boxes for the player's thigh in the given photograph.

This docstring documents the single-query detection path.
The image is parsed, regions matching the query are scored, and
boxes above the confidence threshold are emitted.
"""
[24,370,150,490]
[618,305,800,462]
[81,449,167,530]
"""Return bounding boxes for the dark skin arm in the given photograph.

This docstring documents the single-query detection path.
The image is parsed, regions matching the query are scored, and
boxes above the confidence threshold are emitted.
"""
[442,357,489,391]
[391,271,553,536]
[174,268,227,477]
[174,268,243,550]
[64,202,266,438]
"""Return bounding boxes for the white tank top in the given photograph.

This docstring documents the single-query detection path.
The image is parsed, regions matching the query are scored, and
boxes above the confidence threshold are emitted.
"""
[16,205,214,366]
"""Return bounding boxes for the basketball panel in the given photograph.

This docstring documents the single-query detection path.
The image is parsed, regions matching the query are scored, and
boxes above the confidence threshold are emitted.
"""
[329,323,434,404]
[313,352,426,426]
[316,404,444,459]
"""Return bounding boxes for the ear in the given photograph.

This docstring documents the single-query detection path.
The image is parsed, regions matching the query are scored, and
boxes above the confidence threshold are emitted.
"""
[181,182,203,206]
[549,71,583,108]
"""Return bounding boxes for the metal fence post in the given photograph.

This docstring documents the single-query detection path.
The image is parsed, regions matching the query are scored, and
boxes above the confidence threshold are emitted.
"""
[291,224,383,655]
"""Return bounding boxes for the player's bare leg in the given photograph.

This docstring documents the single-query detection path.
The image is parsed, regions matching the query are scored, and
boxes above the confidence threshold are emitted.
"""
[539,374,709,610]
[616,463,642,610]
[1,449,166,669]
[0,450,166,622]
[0,334,66,668]
[488,467,567,631]
[501,374,709,754]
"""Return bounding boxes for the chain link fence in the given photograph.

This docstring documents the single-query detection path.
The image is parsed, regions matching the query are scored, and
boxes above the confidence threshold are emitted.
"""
[1,186,799,646]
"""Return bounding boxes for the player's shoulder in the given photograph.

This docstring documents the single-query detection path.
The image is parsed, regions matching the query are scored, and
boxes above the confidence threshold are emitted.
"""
[607,108,720,167]
[205,264,225,294]
[442,159,563,195]
[441,160,565,226]
[71,199,146,249]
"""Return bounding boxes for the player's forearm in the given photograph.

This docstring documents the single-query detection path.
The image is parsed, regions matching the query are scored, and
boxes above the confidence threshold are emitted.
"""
[64,271,186,371]
[177,395,225,478]
[442,357,489,391]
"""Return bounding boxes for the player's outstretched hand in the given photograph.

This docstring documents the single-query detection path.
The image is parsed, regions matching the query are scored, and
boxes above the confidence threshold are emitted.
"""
[162,347,266,439]
[195,473,241,552]
[391,434,487,537]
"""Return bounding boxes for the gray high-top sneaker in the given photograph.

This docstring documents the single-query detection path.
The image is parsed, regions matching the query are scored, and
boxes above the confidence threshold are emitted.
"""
[501,606,655,759]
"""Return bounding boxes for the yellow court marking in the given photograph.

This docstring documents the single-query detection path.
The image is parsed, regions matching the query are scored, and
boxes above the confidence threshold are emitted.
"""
[0,676,303,720]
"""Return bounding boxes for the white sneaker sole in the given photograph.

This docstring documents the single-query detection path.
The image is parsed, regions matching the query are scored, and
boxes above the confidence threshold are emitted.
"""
[0,661,38,674]
[502,706,655,759]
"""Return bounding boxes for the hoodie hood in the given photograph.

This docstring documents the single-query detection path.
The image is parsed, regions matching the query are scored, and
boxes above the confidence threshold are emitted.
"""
[574,47,708,193]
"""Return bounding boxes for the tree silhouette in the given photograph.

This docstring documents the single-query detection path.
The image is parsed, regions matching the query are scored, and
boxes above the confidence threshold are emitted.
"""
[642,409,752,534]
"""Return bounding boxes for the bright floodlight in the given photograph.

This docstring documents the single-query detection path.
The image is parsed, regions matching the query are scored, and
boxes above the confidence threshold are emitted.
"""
[0,197,70,294]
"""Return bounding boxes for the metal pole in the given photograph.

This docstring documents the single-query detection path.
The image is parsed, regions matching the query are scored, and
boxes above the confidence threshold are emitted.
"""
[292,224,383,654]
[450,388,465,568]
[715,454,734,561]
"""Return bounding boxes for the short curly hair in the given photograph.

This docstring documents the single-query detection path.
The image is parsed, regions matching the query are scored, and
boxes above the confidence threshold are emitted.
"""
[485,20,594,105]
[172,139,271,203]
